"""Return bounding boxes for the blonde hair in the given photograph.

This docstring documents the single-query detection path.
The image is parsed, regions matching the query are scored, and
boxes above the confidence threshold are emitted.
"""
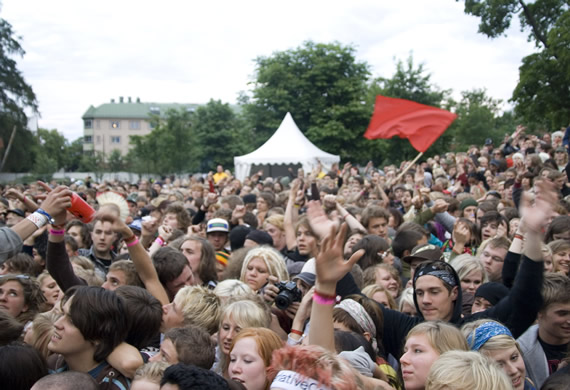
[263,214,284,231]
[213,279,253,300]
[398,287,415,313]
[426,351,512,390]
[406,321,469,354]
[133,361,169,385]
[221,299,271,329]
[240,246,289,285]
[173,286,221,335]
[361,284,397,310]
[449,254,488,284]
[27,311,60,359]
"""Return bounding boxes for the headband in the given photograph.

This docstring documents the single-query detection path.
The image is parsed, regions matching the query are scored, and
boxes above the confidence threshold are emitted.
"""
[414,263,457,288]
[467,321,513,351]
[335,299,378,352]
[271,370,332,390]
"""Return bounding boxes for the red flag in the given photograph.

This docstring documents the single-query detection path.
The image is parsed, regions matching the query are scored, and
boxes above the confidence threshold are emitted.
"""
[364,96,457,153]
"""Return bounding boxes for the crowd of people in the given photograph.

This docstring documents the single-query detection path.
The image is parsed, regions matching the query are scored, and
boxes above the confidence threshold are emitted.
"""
[0,124,569,390]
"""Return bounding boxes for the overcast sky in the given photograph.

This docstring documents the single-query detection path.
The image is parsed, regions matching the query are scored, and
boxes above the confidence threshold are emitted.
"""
[2,0,537,142]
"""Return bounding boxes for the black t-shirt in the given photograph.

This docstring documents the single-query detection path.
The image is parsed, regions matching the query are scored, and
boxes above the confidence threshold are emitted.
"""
[538,336,568,374]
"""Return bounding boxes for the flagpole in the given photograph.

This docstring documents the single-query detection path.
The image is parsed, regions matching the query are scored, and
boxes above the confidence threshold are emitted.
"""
[392,151,424,184]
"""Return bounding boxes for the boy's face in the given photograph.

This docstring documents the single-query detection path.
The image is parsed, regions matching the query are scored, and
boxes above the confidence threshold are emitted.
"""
[48,297,95,359]
[537,302,570,345]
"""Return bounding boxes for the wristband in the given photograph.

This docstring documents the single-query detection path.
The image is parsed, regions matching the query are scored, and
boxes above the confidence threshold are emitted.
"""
[126,238,139,248]
[290,329,303,336]
[35,208,55,225]
[313,291,337,305]
[514,233,524,241]
[26,212,48,229]
[155,236,165,246]
[123,235,137,244]
[51,223,65,230]
[49,229,65,235]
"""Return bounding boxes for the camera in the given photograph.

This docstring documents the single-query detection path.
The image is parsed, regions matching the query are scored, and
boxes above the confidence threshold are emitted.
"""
[274,281,302,310]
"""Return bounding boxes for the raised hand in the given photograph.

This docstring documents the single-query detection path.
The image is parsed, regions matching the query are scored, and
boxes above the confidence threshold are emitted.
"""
[519,180,558,233]
[315,223,364,294]
[306,200,336,240]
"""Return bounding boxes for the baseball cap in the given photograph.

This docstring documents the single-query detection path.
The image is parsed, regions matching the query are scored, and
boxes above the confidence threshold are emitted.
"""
[402,243,444,264]
[207,218,229,234]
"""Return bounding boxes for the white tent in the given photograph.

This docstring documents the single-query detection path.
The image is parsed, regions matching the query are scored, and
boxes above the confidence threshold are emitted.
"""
[234,113,340,181]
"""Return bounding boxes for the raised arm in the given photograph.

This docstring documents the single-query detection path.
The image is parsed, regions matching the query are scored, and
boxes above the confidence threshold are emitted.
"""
[284,179,302,250]
[99,212,169,305]
[309,223,363,352]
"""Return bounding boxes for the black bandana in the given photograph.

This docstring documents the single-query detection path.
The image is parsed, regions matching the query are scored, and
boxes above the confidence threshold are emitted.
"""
[414,263,457,288]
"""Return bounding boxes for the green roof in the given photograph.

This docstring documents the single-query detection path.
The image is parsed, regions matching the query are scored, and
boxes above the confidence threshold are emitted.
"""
[82,99,201,120]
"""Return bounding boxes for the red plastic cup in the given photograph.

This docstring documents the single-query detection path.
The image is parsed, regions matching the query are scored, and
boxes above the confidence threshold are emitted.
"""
[68,193,95,223]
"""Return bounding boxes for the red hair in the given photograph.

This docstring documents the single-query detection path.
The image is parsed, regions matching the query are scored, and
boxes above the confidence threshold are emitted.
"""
[268,345,360,390]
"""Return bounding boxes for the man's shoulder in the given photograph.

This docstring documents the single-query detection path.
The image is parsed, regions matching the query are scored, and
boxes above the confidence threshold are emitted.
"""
[517,324,540,349]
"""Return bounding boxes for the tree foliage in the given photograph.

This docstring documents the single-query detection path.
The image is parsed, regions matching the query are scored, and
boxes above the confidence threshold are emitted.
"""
[460,0,570,129]
[241,41,372,162]
[193,99,251,171]
[447,89,515,150]
[127,109,197,175]
[0,18,38,172]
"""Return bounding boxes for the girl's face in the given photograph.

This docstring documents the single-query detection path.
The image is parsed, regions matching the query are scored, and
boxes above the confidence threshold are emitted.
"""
[343,234,363,257]
[296,226,317,256]
[552,249,570,275]
[400,334,440,390]
[229,337,267,390]
[543,253,553,273]
[460,269,483,295]
[218,315,242,355]
[375,268,399,298]
[244,257,269,291]
[401,192,412,208]
[0,280,27,318]
[485,345,526,390]
[372,291,390,307]
[40,275,62,307]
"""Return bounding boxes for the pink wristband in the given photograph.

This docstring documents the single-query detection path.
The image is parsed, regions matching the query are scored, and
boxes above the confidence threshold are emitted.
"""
[49,229,65,236]
[126,238,139,248]
[155,237,165,246]
[312,292,336,305]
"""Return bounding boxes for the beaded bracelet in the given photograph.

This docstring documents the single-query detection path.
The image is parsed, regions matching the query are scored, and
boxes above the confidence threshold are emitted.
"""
[126,238,140,248]
[123,235,137,244]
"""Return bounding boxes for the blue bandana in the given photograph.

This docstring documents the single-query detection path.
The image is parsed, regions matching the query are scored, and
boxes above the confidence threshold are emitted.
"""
[467,321,513,351]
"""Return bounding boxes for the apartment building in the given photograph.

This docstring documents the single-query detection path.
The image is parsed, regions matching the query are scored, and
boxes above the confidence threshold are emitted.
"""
[82,97,199,156]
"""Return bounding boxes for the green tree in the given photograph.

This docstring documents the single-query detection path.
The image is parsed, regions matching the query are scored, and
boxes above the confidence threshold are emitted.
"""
[193,99,251,171]
[63,138,84,172]
[0,18,38,172]
[460,0,570,129]
[107,149,124,172]
[33,129,67,169]
[448,89,506,150]
[368,55,452,162]
[241,41,372,162]
[78,151,105,181]
[128,108,197,175]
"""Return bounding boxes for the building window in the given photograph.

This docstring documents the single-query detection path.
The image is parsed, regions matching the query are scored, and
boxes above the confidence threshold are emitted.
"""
[149,106,160,115]
[111,136,121,144]
[84,135,93,143]
[149,120,156,129]
[84,119,92,129]
[129,120,140,130]
[96,135,101,144]
[111,120,120,129]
